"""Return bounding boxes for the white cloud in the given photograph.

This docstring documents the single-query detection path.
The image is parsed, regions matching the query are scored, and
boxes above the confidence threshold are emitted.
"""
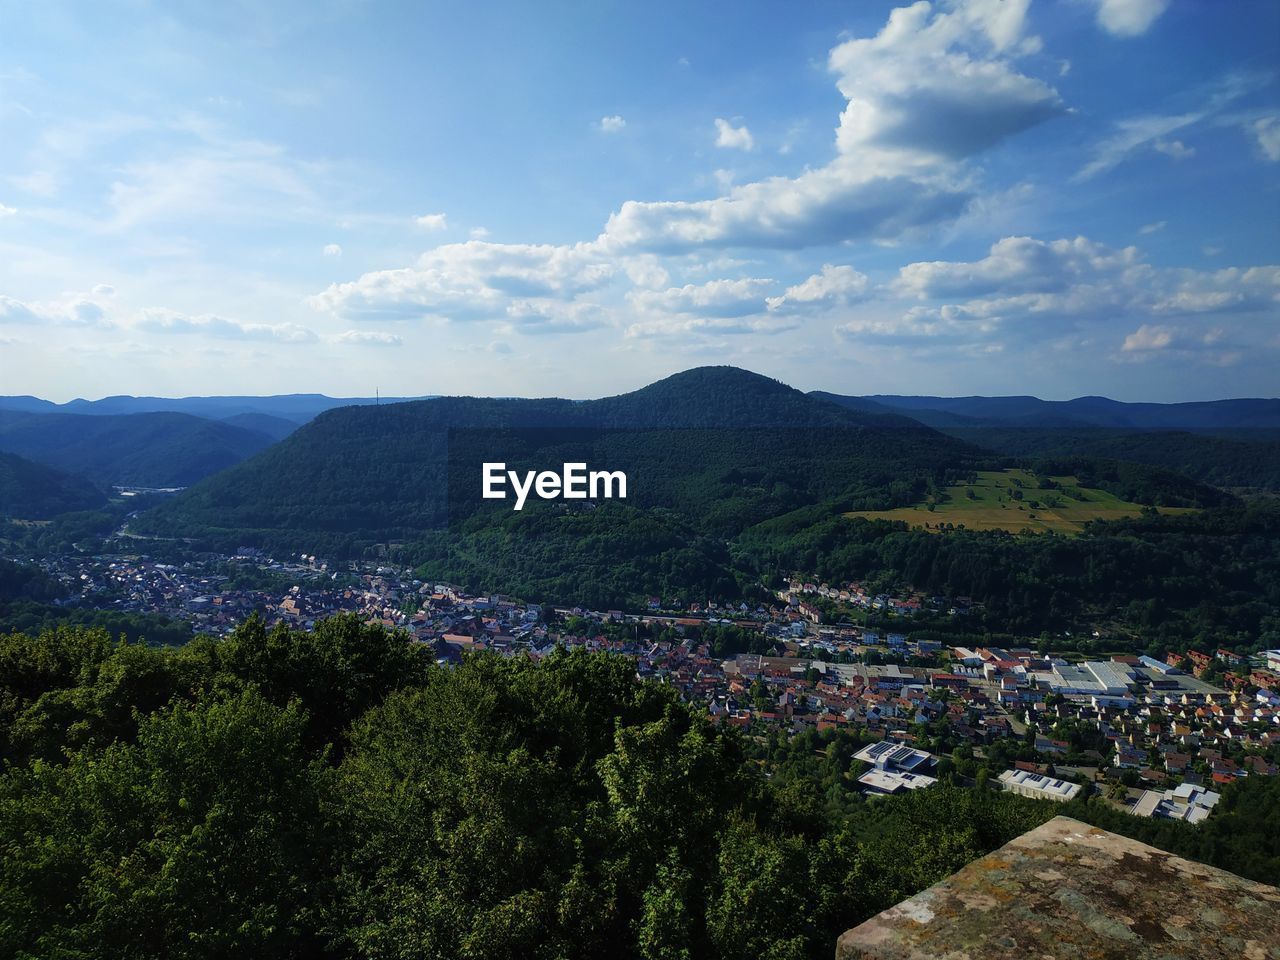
[1121,323,1175,351]
[0,203,16,217]
[330,329,403,346]
[1118,323,1238,364]
[135,309,316,342]
[104,132,321,231]
[1138,220,1166,235]
[629,278,772,318]
[867,235,1280,357]
[766,264,869,312]
[828,0,1060,170]
[599,115,626,133]
[415,212,448,231]
[0,292,113,327]
[309,240,616,322]
[600,165,970,253]
[1076,112,1201,180]
[714,118,754,151]
[91,283,116,295]
[502,299,608,335]
[323,243,343,256]
[1253,116,1280,162]
[470,226,490,239]
[1153,138,1194,160]
[1075,73,1261,181]
[895,235,1139,299]
[1093,0,1169,38]
[599,1,1062,253]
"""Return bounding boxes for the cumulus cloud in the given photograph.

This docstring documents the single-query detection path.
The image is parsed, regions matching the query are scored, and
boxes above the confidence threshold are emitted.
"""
[1138,220,1166,235]
[330,329,403,346]
[1093,0,1169,38]
[0,292,113,327]
[134,309,317,342]
[309,240,616,322]
[599,115,626,133]
[828,0,1061,168]
[601,166,970,253]
[766,264,869,312]
[414,213,448,231]
[1118,323,1238,365]
[629,278,773,319]
[865,234,1280,358]
[502,299,608,335]
[596,0,1062,254]
[323,243,343,256]
[1253,116,1280,162]
[714,118,754,150]
[0,202,16,217]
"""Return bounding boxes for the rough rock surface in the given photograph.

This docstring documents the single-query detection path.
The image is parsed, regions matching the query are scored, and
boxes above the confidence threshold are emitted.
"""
[836,815,1280,960]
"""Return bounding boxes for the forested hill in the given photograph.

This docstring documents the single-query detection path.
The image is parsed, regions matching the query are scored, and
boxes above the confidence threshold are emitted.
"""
[0,410,276,488]
[944,427,1280,492]
[837,393,1280,430]
[133,366,980,556]
[0,452,107,520]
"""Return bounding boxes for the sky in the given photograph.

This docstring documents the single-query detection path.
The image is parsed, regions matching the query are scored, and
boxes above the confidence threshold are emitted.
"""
[0,0,1277,403]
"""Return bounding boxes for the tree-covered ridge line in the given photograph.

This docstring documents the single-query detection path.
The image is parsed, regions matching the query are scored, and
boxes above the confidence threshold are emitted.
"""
[2,615,1278,960]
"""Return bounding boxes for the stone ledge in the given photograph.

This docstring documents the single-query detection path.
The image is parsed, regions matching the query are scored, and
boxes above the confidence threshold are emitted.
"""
[836,815,1280,960]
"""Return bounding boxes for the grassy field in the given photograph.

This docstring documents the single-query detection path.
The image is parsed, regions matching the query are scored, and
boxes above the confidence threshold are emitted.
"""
[845,468,1196,535]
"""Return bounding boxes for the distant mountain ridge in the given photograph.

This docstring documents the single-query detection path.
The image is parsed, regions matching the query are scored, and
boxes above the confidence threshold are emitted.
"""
[6,388,1274,430]
[836,393,1280,430]
[813,392,1280,490]
[0,393,430,424]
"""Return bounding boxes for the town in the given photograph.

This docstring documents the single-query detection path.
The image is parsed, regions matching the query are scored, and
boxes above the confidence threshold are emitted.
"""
[20,548,1280,825]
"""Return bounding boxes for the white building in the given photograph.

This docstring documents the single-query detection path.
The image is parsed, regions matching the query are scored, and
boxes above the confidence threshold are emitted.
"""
[1132,783,1221,824]
[854,740,938,795]
[998,769,1082,803]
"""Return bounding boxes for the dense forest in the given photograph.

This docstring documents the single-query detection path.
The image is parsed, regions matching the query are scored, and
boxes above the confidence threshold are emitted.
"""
[0,410,276,488]
[1,616,1276,960]
[737,500,1280,653]
[947,427,1280,492]
[133,368,978,552]
[0,452,107,520]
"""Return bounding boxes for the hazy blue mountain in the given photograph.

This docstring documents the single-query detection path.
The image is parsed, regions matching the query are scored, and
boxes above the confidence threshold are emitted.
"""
[0,393,430,424]
[850,394,1280,430]
[219,412,301,441]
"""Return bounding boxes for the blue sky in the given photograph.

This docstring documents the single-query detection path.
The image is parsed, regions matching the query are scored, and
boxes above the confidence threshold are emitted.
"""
[1,0,1277,402]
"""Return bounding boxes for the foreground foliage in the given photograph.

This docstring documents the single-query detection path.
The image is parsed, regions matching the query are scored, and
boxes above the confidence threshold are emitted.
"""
[1,616,1276,959]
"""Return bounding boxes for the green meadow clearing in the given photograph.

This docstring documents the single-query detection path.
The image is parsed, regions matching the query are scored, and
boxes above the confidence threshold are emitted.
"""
[845,468,1196,535]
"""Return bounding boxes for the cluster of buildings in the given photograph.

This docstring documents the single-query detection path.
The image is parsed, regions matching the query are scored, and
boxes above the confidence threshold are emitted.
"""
[1172,648,1280,691]
[17,551,1278,821]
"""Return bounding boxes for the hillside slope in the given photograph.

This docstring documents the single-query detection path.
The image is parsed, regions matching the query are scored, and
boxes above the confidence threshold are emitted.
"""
[0,452,107,519]
[0,411,277,488]
[134,367,978,555]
